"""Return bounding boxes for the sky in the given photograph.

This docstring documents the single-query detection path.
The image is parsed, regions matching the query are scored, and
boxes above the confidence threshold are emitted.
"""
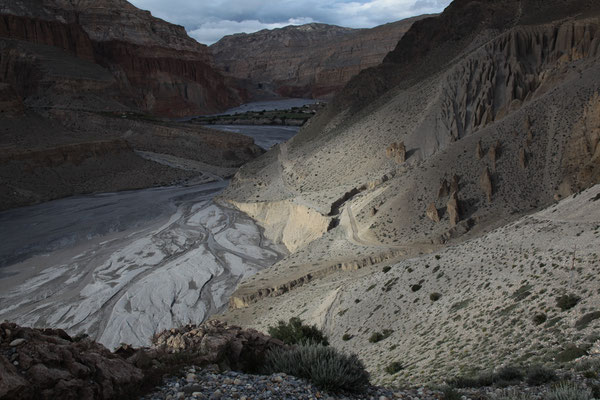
[128,0,452,45]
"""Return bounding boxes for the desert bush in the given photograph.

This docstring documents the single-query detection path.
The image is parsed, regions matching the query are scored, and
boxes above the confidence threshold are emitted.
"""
[547,382,592,400]
[532,313,547,325]
[449,366,525,388]
[556,345,587,363]
[268,317,329,346]
[526,365,557,385]
[441,386,462,400]
[385,361,403,375]
[497,365,523,381]
[556,294,581,311]
[368,329,393,343]
[342,334,353,341]
[574,311,600,330]
[263,343,369,393]
[430,292,442,301]
[382,266,391,273]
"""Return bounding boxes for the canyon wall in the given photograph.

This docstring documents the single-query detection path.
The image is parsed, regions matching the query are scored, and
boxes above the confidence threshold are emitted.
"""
[0,0,243,117]
[211,17,430,100]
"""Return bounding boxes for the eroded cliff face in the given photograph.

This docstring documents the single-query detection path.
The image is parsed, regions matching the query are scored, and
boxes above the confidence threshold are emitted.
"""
[210,18,429,100]
[0,0,243,117]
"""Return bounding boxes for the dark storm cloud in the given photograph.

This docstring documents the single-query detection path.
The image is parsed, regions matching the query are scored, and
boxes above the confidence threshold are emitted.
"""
[128,0,452,44]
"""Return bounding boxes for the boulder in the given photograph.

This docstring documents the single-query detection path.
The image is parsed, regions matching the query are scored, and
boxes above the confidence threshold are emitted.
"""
[0,322,143,400]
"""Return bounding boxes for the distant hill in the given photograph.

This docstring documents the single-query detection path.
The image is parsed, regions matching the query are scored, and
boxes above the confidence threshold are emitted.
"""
[210,17,432,100]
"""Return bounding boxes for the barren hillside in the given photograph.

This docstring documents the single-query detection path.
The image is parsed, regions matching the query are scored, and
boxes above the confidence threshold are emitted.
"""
[218,0,600,384]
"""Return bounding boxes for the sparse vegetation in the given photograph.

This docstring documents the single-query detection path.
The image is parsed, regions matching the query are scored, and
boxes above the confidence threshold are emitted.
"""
[342,333,353,341]
[556,345,587,363]
[368,329,393,343]
[525,365,557,385]
[263,343,370,393]
[533,313,547,325]
[556,294,581,311]
[268,317,329,346]
[430,292,442,301]
[384,361,404,375]
[547,382,592,400]
[574,311,600,330]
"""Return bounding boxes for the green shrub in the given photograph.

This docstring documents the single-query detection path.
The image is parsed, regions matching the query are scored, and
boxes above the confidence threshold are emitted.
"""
[268,317,329,346]
[574,311,600,330]
[430,292,442,302]
[411,284,422,292]
[526,365,557,385]
[556,345,587,363]
[449,366,524,388]
[342,334,353,341]
[263,343,370,393]
[384,361,403,375]
[368,329,393,343]
[556,294,581,311]
[532,313,547,325]
[441,386,462,400]
[547,382,592,400]
[382,266,391,273]
[496,365,523,382]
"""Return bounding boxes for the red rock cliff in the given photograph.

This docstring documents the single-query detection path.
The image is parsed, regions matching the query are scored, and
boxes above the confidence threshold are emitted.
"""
[0,0,243,117]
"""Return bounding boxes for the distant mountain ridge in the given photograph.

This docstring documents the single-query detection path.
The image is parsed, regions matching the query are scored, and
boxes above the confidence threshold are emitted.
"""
[210,16,433,100]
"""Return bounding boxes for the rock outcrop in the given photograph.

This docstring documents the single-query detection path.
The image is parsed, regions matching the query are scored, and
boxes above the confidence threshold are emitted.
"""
[0,0,243,117]
[211,17,430,100]
[446,191,460,226]
[488,140,500,170]
[480,167,493,203]
[0,320,289,399]
[0,322,143,399]
[151,320,285,373]
[475,140,484,160]
[437,178,450,199]
[426,202,440,223]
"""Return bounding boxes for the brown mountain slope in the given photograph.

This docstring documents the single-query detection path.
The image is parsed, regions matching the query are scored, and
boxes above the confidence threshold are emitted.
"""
[210,17,431,100]
[0,0,244,117]
[219,0,600,384]
[0,0,262,210]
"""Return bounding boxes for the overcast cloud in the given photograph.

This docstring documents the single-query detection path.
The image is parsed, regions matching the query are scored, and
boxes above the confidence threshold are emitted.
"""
[128,0,452,45]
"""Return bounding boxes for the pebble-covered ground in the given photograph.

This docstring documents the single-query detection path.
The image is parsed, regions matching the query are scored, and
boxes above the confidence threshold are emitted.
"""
[141,366,442,400]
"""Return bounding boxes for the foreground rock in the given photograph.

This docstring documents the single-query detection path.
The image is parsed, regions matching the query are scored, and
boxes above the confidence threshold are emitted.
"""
[151,320,286,373]
[0,322,143,399]
[142,366,414,400]
[0,321,287,399]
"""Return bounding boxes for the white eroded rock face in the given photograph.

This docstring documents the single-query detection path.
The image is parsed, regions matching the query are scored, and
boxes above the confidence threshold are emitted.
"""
[227,200,330,253]
[0,183,286,349]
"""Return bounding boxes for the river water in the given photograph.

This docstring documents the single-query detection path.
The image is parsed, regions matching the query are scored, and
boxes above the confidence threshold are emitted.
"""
[0,125,294,348]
